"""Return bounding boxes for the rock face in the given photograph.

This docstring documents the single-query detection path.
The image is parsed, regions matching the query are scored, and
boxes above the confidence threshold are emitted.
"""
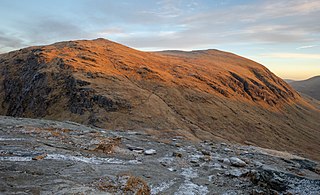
[0,116,319,194]
[0,38,319,160]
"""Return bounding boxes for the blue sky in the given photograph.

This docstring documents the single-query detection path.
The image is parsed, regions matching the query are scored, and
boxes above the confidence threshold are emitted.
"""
[0,0,319,79]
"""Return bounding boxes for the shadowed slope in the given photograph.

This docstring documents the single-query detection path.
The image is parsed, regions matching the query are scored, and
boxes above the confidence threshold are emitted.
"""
[290,76,320,100]
[0,38,319,160]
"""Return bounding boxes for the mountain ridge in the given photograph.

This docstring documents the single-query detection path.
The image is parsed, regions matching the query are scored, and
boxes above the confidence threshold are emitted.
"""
[0,38,319,160]
[289,76,320,101]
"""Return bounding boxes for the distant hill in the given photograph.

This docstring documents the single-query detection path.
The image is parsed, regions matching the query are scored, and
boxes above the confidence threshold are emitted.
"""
[0,38,319,160]
[290,76,320,100]
[284,79,296,84]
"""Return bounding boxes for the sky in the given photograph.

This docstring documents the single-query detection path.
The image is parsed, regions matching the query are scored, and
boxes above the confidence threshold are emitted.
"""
[0,0,319,80]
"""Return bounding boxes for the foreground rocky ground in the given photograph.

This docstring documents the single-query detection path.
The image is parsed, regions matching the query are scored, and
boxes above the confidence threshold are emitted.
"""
[0,116,319,194]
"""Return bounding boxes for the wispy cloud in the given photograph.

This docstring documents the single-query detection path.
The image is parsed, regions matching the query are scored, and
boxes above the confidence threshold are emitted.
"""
[296,45,318,50]
[0,0,318,79]
[0,0,319,51]
[108,0,320,50]
[260,53,320,59]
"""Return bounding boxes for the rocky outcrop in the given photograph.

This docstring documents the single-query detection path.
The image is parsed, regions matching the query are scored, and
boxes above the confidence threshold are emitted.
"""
[0,116,319,194]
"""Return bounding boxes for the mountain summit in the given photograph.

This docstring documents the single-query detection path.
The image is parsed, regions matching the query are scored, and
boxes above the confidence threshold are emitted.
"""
[0,38,319,160]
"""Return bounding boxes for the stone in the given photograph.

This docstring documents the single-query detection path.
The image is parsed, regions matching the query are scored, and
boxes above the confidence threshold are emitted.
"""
[201,150,210,156]
[226,168,249,177]
[127,145,144,151]
[160,161,168,167]
[175,143,182,147]
[221,143,227,146]
[144,149,156,155]
[253,161,263,167]
[243,158,251,164]
[212,163,223,170]
[190,158,199,164]
[133,150,143,154]
[213,163,222,168]
[200,155,212,162]
[249,168,288,192]
[229,157,246,167]
[172,151,182,158]
[223,158,231,165]
[251,189,266,195]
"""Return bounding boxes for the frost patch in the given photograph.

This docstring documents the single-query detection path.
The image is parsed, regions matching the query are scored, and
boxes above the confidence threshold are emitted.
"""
[45,154,136,165]
[208,175,214,182]
[175,167,208,194]
[159,156,175,167]
[174,180,208,195]
[151,180,175,195]
[127,159,142,164]
[0,153,141,165]
[189,154,203,159]
[181,167,198,179]
[287,178,320,194]
[0,137,25,141]
[0,156,32,161]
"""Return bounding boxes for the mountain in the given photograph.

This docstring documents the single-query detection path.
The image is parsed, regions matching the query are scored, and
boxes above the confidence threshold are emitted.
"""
[289,76,320,100]
[284,79,295,84]
[0,38,319,160]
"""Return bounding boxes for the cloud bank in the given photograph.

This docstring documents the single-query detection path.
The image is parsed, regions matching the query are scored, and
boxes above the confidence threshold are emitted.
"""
[0,0,319,79]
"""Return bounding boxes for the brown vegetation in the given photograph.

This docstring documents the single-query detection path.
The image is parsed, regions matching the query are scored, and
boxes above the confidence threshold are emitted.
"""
[0,38,319,160]
[93,137,122,154]
[96,174,150,194]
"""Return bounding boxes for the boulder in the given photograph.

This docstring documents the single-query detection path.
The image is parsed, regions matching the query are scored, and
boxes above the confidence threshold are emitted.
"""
[230,157,247,167]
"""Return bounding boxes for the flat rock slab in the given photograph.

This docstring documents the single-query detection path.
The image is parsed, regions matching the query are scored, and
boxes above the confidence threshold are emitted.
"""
[0,116,319,194]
